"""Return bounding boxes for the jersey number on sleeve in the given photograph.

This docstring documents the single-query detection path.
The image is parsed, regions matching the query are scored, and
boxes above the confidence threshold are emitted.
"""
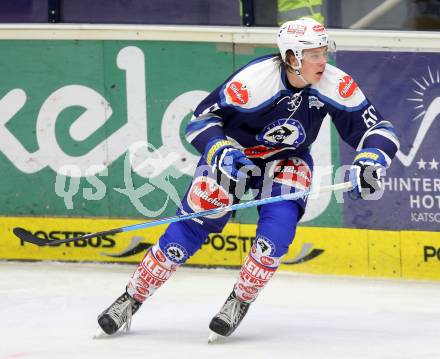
[362,105,378,128]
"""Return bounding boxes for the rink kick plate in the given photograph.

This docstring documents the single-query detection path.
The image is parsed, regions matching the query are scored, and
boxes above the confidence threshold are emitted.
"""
[2,215,440,281]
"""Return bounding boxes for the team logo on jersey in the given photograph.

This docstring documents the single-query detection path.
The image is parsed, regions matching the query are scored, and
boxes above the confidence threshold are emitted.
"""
[308,95,324,109]
[338,75,358,99]
[225,81,249,105]
[164,243,188,264]
[257,119,306,148]
[273,157,312,190]
[254,235,276,256]
[187,176,232,219]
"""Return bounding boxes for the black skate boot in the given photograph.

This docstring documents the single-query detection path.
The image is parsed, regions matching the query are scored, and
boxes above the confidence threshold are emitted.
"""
[209,291,251,338]
[97,291,142,335]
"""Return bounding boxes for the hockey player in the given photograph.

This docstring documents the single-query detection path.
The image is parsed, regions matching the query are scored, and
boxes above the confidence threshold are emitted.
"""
[97,17,400,339]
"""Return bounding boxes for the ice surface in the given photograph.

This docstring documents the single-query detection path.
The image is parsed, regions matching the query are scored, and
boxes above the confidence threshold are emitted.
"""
[1,261,440,359]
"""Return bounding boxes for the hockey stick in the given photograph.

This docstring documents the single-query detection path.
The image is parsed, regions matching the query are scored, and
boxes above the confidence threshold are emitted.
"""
[13,181,352,247]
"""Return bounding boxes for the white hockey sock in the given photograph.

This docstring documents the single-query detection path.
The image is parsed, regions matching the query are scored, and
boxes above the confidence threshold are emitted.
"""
[233,245,282,303]
[127,243,178,303]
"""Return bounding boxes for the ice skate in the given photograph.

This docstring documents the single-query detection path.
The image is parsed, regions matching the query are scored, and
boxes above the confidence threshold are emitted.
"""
[97,291,142,335]
[208,291,251,341]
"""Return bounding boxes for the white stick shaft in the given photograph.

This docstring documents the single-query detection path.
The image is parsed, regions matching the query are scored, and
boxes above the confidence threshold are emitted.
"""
[46,181,352,245]
[124,181,353,232]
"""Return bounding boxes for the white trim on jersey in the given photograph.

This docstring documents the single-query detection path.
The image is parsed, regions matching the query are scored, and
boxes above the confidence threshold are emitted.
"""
[311,63,367,110]
[185,113,223,143]
[221,57,286,111]
[356,121,400,152]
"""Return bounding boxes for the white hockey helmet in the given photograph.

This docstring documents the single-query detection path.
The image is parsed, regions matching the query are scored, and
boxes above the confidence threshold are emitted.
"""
[277,17,330,63]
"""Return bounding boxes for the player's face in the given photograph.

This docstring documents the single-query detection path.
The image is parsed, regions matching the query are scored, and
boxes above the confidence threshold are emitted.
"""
[300,46,328,84]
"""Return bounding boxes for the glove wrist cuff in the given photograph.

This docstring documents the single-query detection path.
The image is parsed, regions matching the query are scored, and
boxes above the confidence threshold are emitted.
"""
[353,148,387,167]
[206,140,233,164]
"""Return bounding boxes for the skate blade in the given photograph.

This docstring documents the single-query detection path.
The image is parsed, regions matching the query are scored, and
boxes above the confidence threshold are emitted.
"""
[93,327,110,339]
[208,331,224,344]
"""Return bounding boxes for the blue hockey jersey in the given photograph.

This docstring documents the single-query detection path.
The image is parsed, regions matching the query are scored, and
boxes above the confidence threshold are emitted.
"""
[185,54,399,165]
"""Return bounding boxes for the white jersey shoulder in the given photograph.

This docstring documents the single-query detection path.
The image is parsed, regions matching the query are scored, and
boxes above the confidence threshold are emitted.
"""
[221,57,285,110]
[311,63,367,109]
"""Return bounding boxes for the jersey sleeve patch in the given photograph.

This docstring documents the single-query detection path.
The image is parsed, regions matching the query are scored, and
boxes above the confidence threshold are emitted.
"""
[312,64,367,110]
[225,81,250,105]
[219,57,285,111]
[309,88,368,112]
[338,75,358,99]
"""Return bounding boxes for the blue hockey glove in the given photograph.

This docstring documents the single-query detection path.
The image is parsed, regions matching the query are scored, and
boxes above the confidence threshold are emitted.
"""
[349,148,387,200]
[204,138,256,182]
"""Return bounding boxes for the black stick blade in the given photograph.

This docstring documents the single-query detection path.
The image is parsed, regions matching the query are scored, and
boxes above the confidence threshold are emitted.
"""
[13,227,50,246]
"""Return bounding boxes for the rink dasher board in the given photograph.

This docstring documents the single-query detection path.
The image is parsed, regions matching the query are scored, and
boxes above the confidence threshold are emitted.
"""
[1,215,439,281]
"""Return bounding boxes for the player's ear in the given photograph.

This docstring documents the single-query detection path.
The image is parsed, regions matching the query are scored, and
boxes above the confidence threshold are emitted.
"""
[286,51,298,67]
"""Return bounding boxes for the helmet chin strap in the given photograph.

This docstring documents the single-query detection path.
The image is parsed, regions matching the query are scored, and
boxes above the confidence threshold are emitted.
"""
[286,62,309,87]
